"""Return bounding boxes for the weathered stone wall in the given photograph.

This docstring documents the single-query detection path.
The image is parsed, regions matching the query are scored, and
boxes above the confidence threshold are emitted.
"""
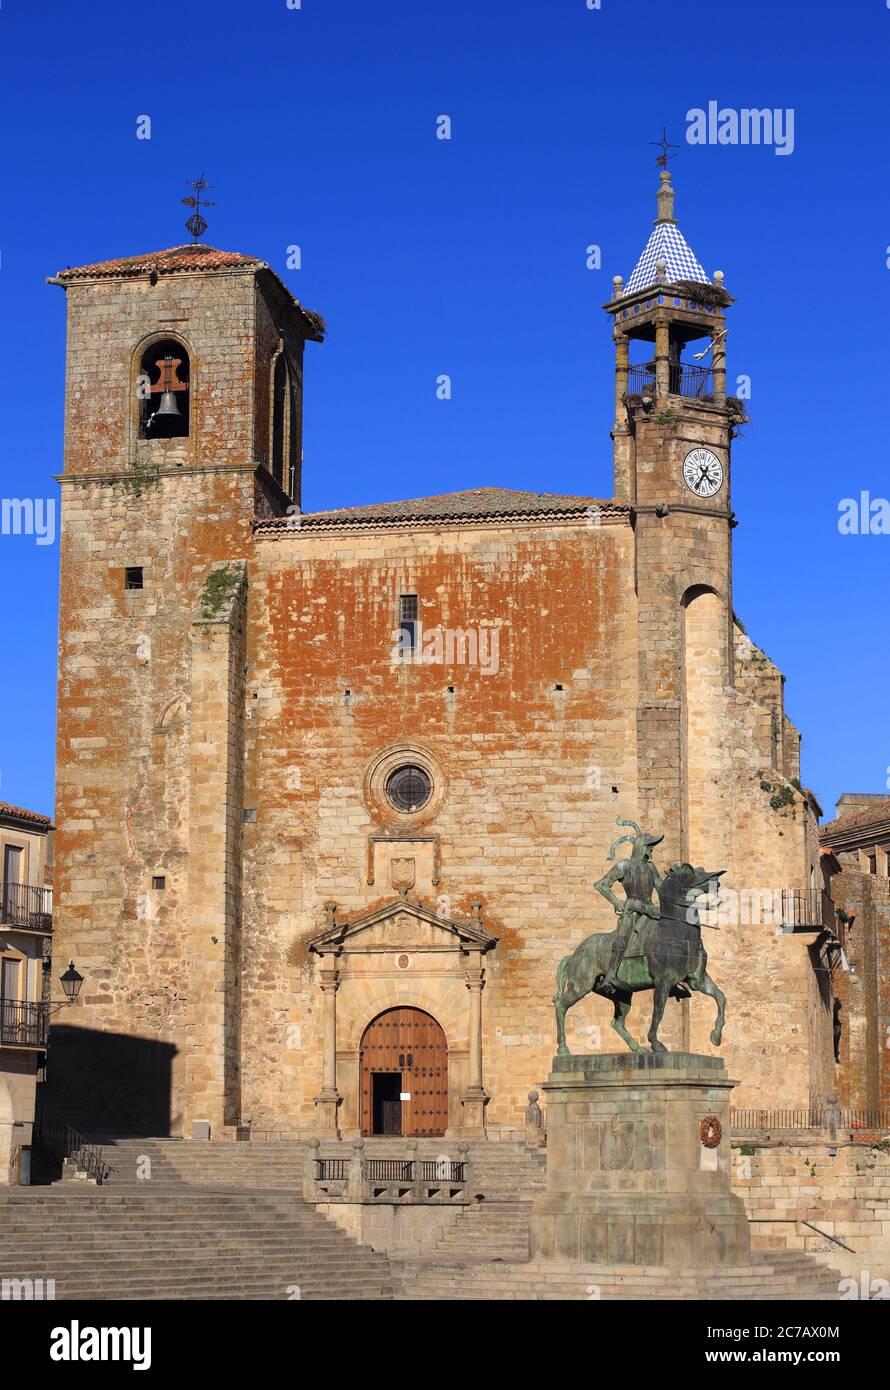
[52,480,831,1131]
[61,271,259,476]
[253,277,306,503]
[51,468,254,1132]
[733,1140,890,1286]
[832,863,890,1111]
[628,401,733,869]
[242,517,639,1132]
[184,562,247,1134]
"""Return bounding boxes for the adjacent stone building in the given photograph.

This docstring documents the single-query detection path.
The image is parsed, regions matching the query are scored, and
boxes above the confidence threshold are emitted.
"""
[48,173,838,1142]
[820,794,890,1115]
[0,802,53,1182]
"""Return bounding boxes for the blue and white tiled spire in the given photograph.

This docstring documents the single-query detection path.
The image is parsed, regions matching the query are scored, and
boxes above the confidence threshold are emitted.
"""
[623,170,709,296]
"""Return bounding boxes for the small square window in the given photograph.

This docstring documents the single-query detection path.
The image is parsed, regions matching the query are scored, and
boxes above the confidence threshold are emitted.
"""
[151,875,166,890]
[125,567,144,591]
[243,808,257,824]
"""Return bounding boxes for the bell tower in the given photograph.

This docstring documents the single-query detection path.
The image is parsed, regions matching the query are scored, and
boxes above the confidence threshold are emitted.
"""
[605,168,747,867]
[48,234,324,1134]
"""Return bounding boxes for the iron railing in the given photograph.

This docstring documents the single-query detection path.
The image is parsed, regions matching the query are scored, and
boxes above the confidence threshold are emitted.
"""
[671,362,713,398]
[314,1156,467,1184]
[1,880,53,932]
[731,1107,890,1134]
[367,1158,413,1182]
[625,362,714,399]
[0,999,48,1049]
[315,1157,349,1182]
[32,1103,112,1185]
[418,1159,466,1182]
[780,889,838,933]
[626,363,656,395]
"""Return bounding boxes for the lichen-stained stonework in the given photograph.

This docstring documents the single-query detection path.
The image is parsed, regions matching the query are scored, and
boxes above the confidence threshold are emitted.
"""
[48,185,836,1139]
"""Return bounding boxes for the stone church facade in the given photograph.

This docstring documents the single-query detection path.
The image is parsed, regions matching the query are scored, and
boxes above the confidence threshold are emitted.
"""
[49,172,836,1141]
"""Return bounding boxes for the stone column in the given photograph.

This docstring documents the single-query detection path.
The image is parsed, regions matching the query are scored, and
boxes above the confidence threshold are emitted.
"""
[460,950,487,1136]
[611,327,633,499]
[314,956,342,1136]
[712,329,727,403]
[184,561,247,1139]
[303,1138,320,1201]
[346,1137,367,1198]
[614,329,629,426]
[654,318,670,398]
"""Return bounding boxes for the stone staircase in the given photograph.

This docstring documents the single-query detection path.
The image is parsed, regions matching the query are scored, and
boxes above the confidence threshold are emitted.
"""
[96,1137,307,1191]
[431,1201,533,1261]
[6,1133,846,1301]
[92,1135,547,1199]
[0,1187,393,1300]
[391,1251,846,1300]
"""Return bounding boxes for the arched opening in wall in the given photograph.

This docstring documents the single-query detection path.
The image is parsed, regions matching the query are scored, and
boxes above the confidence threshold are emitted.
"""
[359,1007,447,1137]
[138,338,190,439]
[270,352,299,495]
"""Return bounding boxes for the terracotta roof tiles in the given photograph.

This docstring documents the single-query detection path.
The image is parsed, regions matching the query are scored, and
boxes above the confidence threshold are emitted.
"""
[53,244,266,282]
[0,800,52,828]
[820,799,890,841]
[256,488,627,533]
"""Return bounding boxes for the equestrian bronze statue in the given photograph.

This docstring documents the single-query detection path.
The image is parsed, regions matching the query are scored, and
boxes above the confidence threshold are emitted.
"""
[554,817,727,1055]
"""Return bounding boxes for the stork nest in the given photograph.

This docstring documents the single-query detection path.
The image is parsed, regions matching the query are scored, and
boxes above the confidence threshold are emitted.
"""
[301,307,327,341]
[673,279,733,309]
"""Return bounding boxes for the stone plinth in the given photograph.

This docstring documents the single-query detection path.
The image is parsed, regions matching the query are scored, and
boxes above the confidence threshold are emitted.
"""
[530,1052,750,1268]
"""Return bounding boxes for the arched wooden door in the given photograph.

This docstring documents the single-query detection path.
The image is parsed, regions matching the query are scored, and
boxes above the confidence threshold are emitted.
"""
[360,1007,448,1137]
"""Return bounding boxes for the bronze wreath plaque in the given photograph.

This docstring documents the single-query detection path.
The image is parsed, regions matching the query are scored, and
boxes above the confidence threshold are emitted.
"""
[700,1115,722,1148]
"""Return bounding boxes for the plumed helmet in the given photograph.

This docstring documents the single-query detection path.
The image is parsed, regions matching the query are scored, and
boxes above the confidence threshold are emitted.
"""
[607,816,665,860]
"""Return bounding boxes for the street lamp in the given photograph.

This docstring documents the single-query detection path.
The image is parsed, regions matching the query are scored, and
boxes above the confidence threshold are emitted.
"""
[59,961,84,1004]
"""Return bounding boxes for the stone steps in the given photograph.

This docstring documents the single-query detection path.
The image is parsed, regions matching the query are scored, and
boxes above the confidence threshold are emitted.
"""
[0,1188,393,1301]
[433,1201,533,1259]
[13,1134,842,1301]
[391,1253,844,1300]
[91,1135,547,1199]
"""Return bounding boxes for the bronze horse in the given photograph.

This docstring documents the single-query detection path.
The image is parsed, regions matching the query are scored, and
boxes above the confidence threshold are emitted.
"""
[554,862,727,1054]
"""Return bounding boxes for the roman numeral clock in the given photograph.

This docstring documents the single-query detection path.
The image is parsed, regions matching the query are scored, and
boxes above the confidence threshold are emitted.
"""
[682,446,725,499]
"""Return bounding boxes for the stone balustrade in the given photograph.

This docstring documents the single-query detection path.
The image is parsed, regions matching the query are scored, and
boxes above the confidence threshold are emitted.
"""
[304,1138,471,1203]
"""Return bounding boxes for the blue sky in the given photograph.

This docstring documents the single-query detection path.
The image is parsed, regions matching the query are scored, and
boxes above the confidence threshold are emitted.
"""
[0,0,887,820]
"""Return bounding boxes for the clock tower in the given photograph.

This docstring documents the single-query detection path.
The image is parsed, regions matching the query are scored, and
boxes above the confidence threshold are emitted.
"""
[605,168,747,867]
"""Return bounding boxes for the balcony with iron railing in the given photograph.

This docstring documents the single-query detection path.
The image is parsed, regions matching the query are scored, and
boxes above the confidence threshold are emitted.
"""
[780,888,838,935]
[626,361,714,400]
[0,880,53,933]
[0,999,49,1050]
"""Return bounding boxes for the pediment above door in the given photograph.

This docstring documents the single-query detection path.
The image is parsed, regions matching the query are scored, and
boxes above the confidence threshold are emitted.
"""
[308,898,497,957]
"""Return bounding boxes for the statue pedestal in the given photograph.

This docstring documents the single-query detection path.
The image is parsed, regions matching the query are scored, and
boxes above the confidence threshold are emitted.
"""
[530,1052,750,1268]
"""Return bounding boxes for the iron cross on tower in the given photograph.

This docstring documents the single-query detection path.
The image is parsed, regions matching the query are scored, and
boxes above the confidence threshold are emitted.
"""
[649,128,679,169]
[182,176,215,241]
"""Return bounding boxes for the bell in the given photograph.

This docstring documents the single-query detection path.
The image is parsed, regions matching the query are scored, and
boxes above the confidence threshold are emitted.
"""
[155,390,181,417]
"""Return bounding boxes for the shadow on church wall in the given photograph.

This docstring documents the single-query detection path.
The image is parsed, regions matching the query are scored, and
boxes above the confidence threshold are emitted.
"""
[43,1024,178,1137]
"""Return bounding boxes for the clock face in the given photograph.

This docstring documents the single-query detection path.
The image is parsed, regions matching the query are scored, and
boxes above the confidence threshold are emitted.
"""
[682,447,725,498]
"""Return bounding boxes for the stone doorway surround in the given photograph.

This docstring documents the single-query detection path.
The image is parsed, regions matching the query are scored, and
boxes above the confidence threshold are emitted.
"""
[308,897,498,1139]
